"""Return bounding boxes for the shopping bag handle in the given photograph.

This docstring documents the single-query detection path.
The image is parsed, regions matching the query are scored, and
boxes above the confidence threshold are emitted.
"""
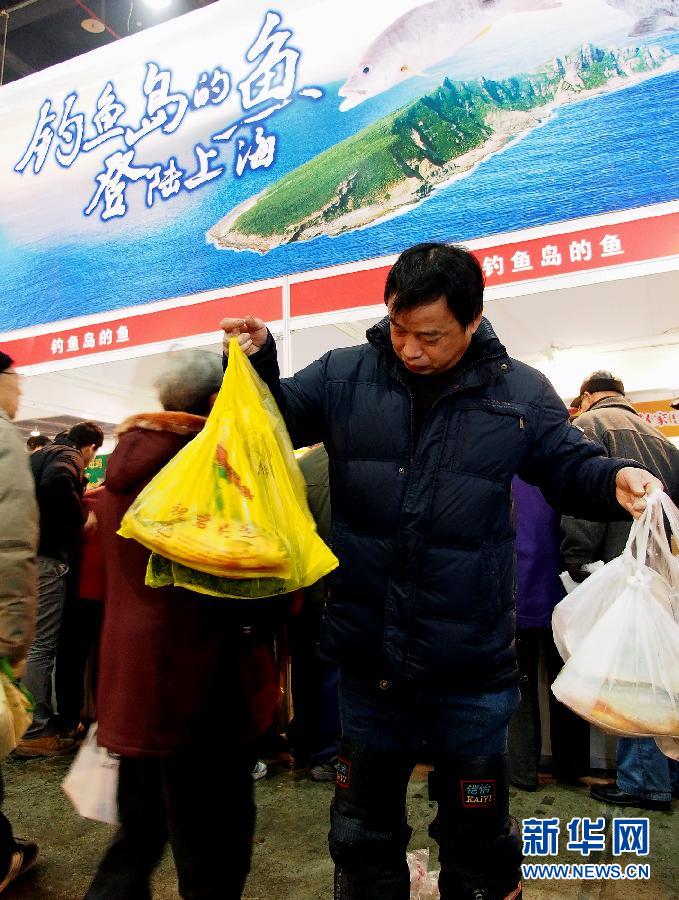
[0,658,35,712]
[624,490,679,584]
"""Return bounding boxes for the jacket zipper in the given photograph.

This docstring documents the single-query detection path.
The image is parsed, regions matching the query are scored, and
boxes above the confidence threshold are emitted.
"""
[413,349,507,447]
[388,348,510,464]
[390,365,416,464]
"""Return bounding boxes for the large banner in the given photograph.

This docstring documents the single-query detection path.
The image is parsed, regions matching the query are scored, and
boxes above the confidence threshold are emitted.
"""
[1,0,677,364]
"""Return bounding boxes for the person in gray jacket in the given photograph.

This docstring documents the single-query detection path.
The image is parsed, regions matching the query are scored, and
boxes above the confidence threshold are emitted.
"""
[561,370,679,812]
[0,350,39,891]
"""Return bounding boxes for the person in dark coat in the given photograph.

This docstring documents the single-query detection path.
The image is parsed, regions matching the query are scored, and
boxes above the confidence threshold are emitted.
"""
[86,351,280,900]
[18,421,103,757]
[220,243,660,900]
[508,477,591,791]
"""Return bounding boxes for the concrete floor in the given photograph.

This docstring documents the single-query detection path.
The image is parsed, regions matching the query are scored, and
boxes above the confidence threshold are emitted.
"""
[1,755,677,899]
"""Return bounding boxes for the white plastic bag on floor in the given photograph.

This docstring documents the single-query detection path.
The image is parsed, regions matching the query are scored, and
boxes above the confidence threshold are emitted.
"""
[408,848,440,899]
[62,724,119,824]
[552,490,679,738]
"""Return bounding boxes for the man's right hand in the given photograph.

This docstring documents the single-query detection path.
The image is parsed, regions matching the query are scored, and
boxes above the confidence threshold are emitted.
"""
[220,315,268,357]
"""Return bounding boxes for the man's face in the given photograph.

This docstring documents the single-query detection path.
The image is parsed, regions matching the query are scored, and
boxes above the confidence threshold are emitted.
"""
[387,296,482,375]
[0,368,21,420]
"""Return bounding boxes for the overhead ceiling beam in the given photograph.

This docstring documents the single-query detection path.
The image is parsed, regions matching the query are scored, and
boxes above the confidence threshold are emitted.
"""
[3,0,74,32]
[1,44,34,77]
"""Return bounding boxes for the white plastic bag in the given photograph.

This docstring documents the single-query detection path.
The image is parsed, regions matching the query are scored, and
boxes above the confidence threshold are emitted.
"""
[552,490,679,739]
[62,724,119,824]
[408,848,440,899]
[553,558,629,661]
[559,560,604,596]
[0,660,33,759]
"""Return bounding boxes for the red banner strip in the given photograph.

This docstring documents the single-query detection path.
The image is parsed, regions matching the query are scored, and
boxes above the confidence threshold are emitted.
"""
[3,211,677,369]
[290,212,679,317]
[4,287,282,368]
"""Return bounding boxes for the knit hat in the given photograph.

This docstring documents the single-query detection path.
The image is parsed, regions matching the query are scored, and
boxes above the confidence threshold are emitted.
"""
[578,370,625,397]
[0,352,14,374]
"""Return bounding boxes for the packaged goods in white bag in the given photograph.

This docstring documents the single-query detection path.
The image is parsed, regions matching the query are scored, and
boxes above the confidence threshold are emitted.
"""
[552,489,679,739]
[62,724,119,825]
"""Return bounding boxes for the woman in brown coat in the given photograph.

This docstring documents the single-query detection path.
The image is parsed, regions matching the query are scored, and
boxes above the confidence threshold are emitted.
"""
[86,351,279,900]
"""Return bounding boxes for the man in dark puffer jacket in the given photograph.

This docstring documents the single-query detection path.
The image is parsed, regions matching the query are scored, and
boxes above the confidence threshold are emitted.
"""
[221,244,659,900]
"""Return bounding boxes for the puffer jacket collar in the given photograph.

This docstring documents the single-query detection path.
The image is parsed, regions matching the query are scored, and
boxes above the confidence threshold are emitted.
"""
[366,315,511,392]
[588,395,639,416]
[106,412,206,495]
[116,411,206,437]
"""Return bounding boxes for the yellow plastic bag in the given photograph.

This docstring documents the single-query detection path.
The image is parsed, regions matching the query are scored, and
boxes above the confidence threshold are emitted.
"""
[0,659,34,759]
[119,339,338,599]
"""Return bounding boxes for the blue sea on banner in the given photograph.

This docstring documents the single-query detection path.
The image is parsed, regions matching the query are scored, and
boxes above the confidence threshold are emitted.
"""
[1,45,678,332]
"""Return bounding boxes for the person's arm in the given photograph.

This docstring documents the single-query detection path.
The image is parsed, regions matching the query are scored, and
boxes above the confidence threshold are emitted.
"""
[518,374,660,520]
[0,432,38,662]
[221,316,327,448]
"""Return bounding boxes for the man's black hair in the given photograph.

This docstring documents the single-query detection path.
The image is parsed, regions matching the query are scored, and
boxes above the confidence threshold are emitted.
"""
[26,434,51,451]
[384,242,484,328]
[67,421,104,450]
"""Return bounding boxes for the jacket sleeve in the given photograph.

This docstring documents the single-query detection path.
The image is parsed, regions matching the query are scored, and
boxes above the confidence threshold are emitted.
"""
[0,428,38,662]
[518,374,641,521]
[224,332,327,449]
[558,412,609,564]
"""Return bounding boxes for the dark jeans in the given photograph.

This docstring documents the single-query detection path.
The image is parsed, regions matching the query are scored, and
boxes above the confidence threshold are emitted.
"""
[23,556,69,737]
[509,627,591,789]
[617,738,679,801]
[86,749,255,900]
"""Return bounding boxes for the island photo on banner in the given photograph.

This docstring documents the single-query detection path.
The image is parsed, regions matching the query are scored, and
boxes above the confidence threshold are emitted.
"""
[0,0,677,338]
